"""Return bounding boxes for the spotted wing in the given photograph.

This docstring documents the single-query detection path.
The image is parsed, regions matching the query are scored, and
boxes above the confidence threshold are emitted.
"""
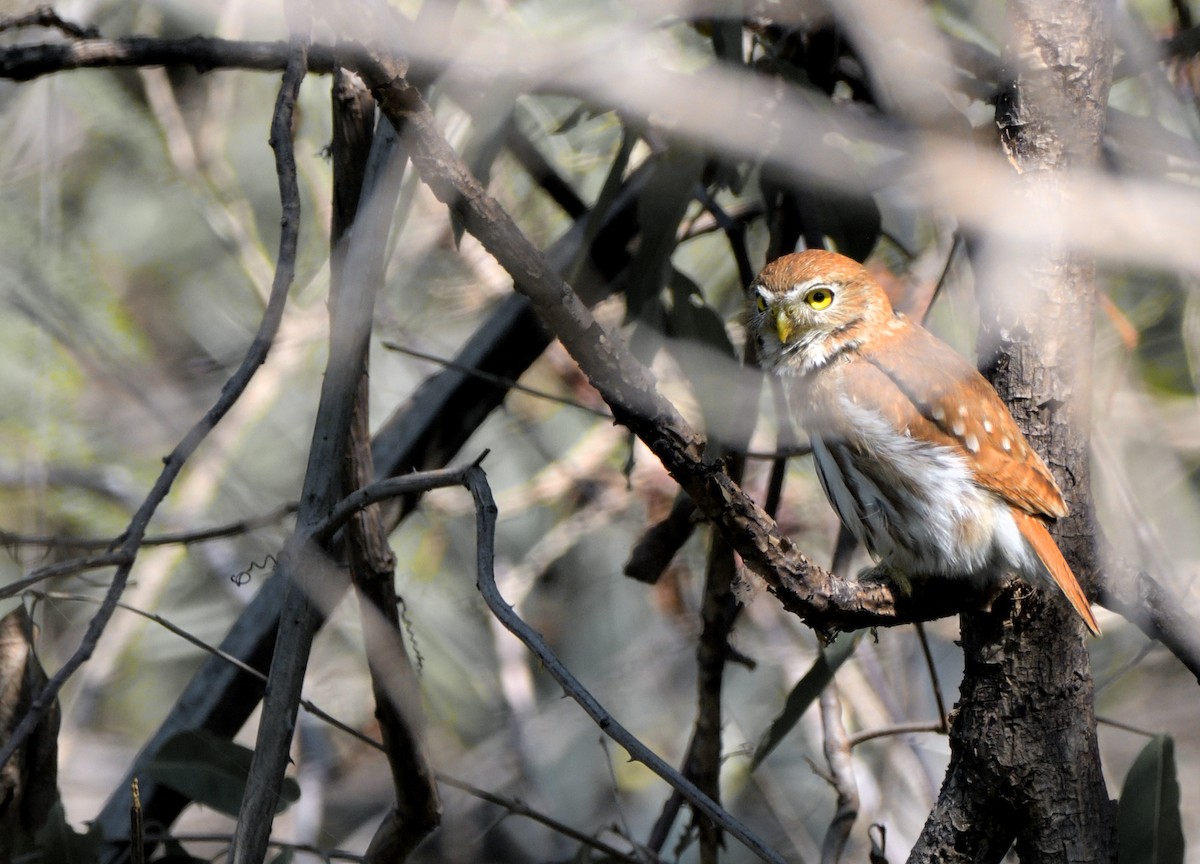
[860,320,1068,520]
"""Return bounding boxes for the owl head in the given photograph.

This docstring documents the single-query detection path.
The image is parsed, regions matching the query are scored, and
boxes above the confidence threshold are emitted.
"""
[748,250,895,374]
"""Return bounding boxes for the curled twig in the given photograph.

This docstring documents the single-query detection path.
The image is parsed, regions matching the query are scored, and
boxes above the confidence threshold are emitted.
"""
[230,555,277,588]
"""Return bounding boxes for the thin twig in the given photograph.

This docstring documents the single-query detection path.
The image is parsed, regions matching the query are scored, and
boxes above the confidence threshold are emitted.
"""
[1095,638,1159,695]
[913,622,948,732]
[1095,715,1161,738]
[0,552,131,600]
[0,6,98,38]
[133,832,366,863]
[460,466,787,864]
[818,683,858,864]
[0,36,338,81]
[382,340,612,419]
[848,721,946,748]
[137,777,644,864]
[437,772,650,864]
[0,504,297,551]
[691,184,756,291]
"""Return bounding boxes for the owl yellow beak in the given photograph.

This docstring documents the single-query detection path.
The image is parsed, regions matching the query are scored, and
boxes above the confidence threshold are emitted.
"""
[774,311,793,343]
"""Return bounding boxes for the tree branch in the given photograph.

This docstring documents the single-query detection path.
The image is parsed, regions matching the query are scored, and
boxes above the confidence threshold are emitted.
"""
[330,73,440,860]
[228,27,315,864]
[460,466,787,864]
[818,683,858,864]
[0,35,335,81]
[1099,555,1200,684]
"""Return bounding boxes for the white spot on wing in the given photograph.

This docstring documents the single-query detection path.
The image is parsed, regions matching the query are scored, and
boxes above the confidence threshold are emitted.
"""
[958,405,968,417]
[932,406,945,422]
[952,420,966,436]
[1001,437,1012,452]
[983,418,994,433]
[965,433,980,453]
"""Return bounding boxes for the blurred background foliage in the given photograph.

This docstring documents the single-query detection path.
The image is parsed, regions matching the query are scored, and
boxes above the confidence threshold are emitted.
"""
[0,0,1198,861]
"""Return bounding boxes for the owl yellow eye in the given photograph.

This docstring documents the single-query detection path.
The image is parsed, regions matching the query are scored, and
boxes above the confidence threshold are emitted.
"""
[804,287,834,310]
[755,295,767,313]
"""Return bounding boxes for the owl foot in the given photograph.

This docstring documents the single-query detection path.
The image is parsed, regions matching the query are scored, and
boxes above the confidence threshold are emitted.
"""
[856,563,914,596]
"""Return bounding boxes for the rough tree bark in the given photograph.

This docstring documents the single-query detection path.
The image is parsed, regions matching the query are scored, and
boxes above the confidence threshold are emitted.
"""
[910,2,1116,860]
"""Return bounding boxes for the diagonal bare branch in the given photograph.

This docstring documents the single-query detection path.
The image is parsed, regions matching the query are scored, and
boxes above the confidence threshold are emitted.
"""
[459,465,787,864]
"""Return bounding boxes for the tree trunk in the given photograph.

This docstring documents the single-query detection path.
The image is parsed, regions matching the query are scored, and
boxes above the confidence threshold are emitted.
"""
[910,2,1116,860]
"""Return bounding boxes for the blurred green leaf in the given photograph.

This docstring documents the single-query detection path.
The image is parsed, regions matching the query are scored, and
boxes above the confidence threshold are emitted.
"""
[145,730,300,817]
[1118,734,1185,864]
[751,633,859,770]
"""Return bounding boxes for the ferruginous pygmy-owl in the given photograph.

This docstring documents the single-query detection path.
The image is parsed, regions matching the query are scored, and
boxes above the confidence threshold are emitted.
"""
[748,249,1100,636]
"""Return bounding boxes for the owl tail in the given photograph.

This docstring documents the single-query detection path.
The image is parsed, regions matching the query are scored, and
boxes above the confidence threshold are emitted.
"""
[1012,510,1101,637]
